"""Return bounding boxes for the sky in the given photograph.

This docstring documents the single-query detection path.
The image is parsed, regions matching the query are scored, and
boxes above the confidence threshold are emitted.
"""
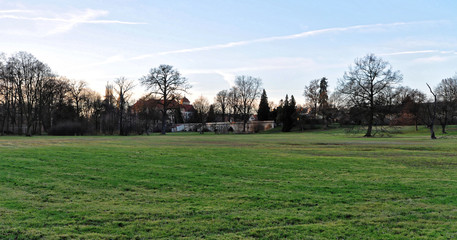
[1,0,457,105]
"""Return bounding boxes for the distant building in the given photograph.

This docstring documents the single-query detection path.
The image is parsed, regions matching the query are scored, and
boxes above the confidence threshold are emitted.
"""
[131,96,195,124]
[179,97,195,122]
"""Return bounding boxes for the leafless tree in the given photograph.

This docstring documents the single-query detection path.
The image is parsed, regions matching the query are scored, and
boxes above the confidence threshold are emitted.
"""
[140,64,190,135]
[232,75,262,132]
[4,52,55,135]
[193,95,210,133]
[0,53,9,135]
[227,86,239,121]
[69,80,87,120]
[394,87,426,131]
[215,90,228,122]
[304,79,320,118]
[114,77,135,135]
[337,54,402,137]
[425,83,438,139]
[435,77,457,134]
[102,82,116,135]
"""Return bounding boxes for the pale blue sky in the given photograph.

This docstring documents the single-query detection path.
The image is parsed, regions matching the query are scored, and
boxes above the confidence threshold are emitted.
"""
[1,0,456,104]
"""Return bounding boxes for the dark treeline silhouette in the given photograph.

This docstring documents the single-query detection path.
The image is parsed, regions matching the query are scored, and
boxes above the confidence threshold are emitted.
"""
[0,52,189,136]
[1,52,456,138]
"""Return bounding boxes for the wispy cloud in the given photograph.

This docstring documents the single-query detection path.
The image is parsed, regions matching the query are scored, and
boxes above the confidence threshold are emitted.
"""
[380,50,457,56]
[156,21,436,56]
[91,21,444,67]
[181,57,325,86]
[413,56,452,63]
[0,9,34,14]
[0,8,146,35]
[379,49,457,63]
[380,50,438,56]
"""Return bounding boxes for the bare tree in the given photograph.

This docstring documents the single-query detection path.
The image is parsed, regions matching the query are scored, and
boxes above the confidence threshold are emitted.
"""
[69,80,87,120]
[193,95,210,133]
[337,54,402,137]
[4,52,55,136]
[304,79,320,118]
[394,87,426,131]
[140,65,190,135]
[232,75,262,132]
[425,83,438,139]
[114,77,135,135]
[435,77,457,134]
[215,90,228,122]
[227,87,239,122]
[102,82,116,134]
[0,53,10,135]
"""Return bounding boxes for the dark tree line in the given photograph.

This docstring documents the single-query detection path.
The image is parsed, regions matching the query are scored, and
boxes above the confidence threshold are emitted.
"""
[1,51,456,137]
[0,52,143,136]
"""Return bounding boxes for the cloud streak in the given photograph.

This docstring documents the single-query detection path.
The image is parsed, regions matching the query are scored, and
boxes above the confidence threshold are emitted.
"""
[0,8,146,35]
[380,50,457,56]
[0,9,34,14]
[157,21,433,56]
[91,21,446,67]
[0,13,146,24]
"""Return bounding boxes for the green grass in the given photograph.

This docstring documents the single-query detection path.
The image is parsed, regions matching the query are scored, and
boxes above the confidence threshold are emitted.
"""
[1,127,457,239]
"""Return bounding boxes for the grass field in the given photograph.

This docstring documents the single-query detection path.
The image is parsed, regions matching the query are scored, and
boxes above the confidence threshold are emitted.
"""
[1,127,457,239]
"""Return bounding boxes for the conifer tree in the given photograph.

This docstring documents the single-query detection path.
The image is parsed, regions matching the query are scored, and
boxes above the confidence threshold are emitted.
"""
[318,77,329,126]
[257,89,270,121]
[207,104,216,122]
[281,94,297,132]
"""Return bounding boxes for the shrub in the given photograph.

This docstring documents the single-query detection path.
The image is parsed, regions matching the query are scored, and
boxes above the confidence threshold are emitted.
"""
[48,121,84,136]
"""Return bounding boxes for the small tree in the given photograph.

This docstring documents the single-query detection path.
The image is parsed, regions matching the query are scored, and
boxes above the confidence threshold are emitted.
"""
[102,83,116,134]
[318,77,329,126]
[281,95,297,132]
[227,87,239,122]
[395,87,426,131]
[207,104,216,122]
[114,77,135,135]
[69,80,87,120]
[193,95,210,133]
[140,65,190,135]
[257,89,270,121]
[232,75,262,132]
[215,90,228,121]
[435,77,457,134]
[304,79,320,118]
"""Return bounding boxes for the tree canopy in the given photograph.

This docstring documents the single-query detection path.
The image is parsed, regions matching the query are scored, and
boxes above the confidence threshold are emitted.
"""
[337,54,402,137]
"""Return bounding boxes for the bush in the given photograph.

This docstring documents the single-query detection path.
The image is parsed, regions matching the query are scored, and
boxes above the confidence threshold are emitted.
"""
[48,121,84,136]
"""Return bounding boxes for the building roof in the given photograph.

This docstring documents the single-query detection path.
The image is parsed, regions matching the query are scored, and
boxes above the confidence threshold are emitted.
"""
[132,97,194,113]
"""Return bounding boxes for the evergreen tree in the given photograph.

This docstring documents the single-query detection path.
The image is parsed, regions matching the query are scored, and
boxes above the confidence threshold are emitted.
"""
[289,95,297,126]
[207,104,216,122]
[257,89,270,121]
[282,95,291,132]
[318,77,329,126]
[281,94,297,132]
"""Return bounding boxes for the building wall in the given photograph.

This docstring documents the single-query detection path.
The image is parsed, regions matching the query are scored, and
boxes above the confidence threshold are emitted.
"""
[172,121,275,133]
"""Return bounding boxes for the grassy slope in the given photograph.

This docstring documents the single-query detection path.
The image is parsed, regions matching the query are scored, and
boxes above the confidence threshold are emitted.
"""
[1,127,457,239]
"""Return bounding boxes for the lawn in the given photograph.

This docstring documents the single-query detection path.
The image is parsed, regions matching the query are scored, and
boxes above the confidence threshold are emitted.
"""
[1,127,457,239]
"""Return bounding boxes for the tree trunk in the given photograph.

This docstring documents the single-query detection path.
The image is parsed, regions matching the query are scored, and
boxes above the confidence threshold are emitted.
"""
[441,124,447,134]
[430,125,436,139]
[243,119,247,132]
[19,107,24,135]
[365,110,374,137]
[119,108,124,136]
[0,113,5,136]
[365,93,374,137]
[161,110,167,135]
